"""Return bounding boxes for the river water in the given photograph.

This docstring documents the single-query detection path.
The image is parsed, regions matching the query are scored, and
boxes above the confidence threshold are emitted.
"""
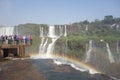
[0,58,118,80]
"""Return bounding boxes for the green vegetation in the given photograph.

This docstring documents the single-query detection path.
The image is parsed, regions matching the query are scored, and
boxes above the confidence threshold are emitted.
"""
[14,15,120,59]
[68,15,120,41]
[14,23,48,54]
[25,36,40,54]
[55,15,120,59]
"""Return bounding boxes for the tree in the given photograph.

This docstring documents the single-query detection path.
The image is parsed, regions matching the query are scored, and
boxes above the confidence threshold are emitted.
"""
[82,20,89,24]
[103,15,114,24]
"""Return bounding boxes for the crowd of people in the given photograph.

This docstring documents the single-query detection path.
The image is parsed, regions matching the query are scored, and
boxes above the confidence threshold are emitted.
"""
[0,35,32,45]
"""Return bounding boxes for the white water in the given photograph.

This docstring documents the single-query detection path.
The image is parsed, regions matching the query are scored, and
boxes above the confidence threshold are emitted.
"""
[106,43,115,63]
[46,38,58,58]
[45,25,58,58]
[59,25,63,36]
[85,40,93,62]
[39,27,45,54]
[34,25,67,59]
[85,25,88,31]
[48,25,56,38]
[31,25,100,74]
[42,39,48,53]
[53,58,99,74]
[40,27,44,37]
[117,41,119,54]
[39,38,45,54]
[53,40,100,74]
[0,26,14,35]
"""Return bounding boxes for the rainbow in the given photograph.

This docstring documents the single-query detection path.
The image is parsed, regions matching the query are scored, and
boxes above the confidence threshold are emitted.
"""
[30,53,102,74]
[52,54,102,74]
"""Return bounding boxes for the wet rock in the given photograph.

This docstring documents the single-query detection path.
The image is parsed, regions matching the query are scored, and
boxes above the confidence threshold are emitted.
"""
[92,73,119,80]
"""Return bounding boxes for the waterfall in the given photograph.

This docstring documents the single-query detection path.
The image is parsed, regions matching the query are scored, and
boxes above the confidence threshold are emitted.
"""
[85,25,88,31]
[106,43,115,63]
[40,27,44,37]
[37,25,67,58]
[85,40,92,62]
[45,25,58,58]
[39,27,45,54]
[42,39,48,53]
[39,37,45,53]
[117,41,119,54]
[46,38,58,58]
[59,25,63,36]
[64,25,67,37]
[0,26,14,35]
[48,25,56,38]
[116,41,120,62]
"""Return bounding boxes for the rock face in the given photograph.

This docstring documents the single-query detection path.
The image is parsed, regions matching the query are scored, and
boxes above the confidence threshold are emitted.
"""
[0,59,118,80]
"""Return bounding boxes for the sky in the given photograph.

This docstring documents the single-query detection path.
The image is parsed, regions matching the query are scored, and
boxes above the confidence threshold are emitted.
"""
[0,0,120,26]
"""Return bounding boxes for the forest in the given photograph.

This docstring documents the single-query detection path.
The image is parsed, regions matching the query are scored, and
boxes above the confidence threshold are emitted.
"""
[1,15,118,59]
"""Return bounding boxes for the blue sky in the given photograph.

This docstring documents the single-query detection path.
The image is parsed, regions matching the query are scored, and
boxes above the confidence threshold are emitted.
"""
[0,0,120,26]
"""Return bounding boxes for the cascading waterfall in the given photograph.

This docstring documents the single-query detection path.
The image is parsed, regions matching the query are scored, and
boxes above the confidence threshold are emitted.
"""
[116,41,120,62]
[39,27,45,54]
[40,27,44,37]
[64,25,67,37]
[38,25,67,58]
[85,25,88,31]
[48,25,56,38]
[39,37,45,53]
[85,40,93,62]
[46,38,58,58]
[42,39,48,53]
[36,25,101,74]
[39,26,49,55]
[62,25,67,63]
[0,26,14,35]
[106,43,115,63]
[0,27,5,35]
[59,25,63,36]
[117,41,119,54]
[45,25,58,58]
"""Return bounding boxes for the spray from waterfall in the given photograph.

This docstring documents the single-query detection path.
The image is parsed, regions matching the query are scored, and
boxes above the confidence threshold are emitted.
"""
[85,40,93,62]
[106,43,115,63]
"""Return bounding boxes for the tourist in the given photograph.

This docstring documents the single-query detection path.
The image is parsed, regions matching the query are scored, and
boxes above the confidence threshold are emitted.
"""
[25,35,28,44]
[23,36,26,44]
[0,34,32,45]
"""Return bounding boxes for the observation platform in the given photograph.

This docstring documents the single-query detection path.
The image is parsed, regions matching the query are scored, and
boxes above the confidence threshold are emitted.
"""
[0,39,32,58]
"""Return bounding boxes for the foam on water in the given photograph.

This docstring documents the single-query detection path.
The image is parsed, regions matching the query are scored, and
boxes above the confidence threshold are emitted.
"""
[52,55,101,74]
